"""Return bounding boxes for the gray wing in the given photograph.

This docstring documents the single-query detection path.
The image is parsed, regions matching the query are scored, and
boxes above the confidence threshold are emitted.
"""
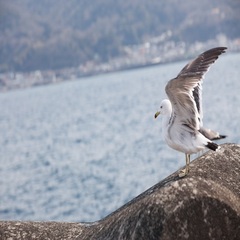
[199,127,227,140]
[166,47,227,131]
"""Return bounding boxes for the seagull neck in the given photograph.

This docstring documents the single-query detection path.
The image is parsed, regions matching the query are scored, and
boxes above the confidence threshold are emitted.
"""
[162,108,172,129]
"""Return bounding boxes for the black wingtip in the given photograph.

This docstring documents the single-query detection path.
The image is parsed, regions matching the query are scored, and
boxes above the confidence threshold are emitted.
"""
[206,142,220,151]
[210,134,227,141]
[207,47,227,53]
[176,46,227,78]
[202,47,227,59]
[219,134,227,139]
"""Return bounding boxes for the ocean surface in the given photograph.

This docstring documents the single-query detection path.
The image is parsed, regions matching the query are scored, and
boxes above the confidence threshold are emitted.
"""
[0,52,239,222]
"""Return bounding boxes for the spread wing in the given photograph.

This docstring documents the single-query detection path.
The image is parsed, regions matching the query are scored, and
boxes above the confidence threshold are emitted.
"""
[165,47,227,131]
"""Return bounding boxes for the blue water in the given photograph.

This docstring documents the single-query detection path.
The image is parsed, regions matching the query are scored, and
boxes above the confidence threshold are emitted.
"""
[0,52,239,222]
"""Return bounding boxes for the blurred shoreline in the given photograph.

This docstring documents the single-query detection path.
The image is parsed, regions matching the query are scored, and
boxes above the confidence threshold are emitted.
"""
[0,36,239,93]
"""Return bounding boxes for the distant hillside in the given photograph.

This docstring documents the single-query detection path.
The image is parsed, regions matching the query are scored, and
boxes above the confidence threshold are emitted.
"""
[0,0,240,72]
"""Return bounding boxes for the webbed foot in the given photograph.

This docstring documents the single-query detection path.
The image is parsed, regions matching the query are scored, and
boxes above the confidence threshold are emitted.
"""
[179,168,189,178]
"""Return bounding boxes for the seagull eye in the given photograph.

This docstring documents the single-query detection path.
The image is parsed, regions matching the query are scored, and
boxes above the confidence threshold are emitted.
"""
[160,106,163,109]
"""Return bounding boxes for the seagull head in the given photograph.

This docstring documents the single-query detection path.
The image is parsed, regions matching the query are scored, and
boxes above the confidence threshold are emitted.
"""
[155,99,172,118]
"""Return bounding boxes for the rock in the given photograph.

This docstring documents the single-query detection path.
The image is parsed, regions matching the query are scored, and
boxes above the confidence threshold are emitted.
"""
[1,143,240,240]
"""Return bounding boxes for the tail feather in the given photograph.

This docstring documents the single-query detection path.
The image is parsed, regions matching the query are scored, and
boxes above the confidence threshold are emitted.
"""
[206,141,220,151]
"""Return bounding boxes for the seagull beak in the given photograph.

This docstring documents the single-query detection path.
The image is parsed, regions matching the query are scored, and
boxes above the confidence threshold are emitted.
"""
[154,111,160,119]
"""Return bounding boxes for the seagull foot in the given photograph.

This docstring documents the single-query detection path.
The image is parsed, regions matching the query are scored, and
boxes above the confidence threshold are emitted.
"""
[179,168,189,178]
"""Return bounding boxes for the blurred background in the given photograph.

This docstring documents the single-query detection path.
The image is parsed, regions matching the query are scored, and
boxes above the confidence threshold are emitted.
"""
[0,0,240,88]
[0,0,240,222]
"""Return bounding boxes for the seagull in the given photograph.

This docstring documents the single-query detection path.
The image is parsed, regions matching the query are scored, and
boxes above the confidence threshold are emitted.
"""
[154,47,227,177]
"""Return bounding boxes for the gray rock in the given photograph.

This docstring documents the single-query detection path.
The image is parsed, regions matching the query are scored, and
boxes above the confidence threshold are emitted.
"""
[1,143,240,240]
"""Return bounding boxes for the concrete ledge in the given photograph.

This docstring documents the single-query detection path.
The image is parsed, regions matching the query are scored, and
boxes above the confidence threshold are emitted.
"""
[1,143,240,240]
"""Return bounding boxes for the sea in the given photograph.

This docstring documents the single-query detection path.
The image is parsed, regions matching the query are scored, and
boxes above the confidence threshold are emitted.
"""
[0,52,239,223]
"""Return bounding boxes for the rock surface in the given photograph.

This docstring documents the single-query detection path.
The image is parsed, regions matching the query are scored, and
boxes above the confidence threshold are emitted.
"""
[1,143,240,240]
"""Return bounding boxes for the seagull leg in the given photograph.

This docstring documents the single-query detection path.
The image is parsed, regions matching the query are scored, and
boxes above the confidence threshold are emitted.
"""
[179,154,190,178]
[186,153,190,173]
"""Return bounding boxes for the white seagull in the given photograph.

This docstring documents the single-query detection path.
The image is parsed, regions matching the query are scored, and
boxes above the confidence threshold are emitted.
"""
[155,47,227,177]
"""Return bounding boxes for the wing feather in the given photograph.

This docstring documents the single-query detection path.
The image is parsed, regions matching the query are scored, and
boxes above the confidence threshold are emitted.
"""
[166,47,227,131]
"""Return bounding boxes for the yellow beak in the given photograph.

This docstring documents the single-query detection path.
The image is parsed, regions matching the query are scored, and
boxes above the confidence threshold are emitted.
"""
[154,111,160,118]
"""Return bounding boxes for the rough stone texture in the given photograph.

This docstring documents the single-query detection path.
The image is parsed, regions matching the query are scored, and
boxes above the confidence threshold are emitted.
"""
[1,143,240,240]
